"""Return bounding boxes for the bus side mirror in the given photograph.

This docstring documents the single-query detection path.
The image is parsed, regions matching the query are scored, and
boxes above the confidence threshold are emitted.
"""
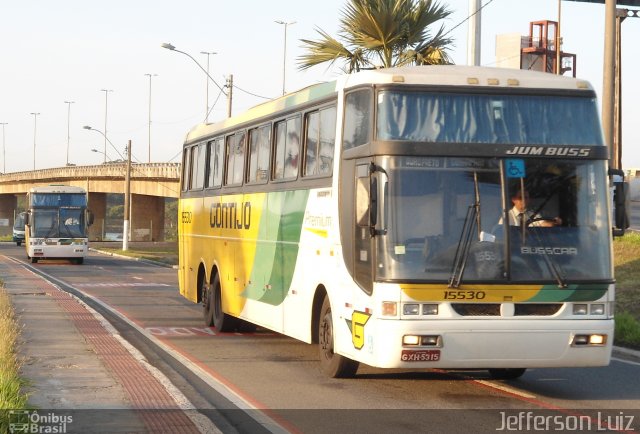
[609,168,629,237]
[87,210,95,227]
[24,212,30,226]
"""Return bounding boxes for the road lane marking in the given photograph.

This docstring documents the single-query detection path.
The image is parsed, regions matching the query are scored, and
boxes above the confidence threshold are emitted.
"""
[75,282,171,287]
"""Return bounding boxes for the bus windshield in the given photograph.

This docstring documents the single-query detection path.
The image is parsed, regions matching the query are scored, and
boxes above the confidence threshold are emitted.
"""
[376,91,603,146]
[377,156,612,284]
[31,208,86,238]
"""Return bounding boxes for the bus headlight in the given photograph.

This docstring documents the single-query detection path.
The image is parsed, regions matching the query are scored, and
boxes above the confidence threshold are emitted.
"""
[572,334,607,346]
[573,304,588,315]
[422,304,439,315]
[403,304,419,315]
[590,304,605,315]
[402,335,420,345]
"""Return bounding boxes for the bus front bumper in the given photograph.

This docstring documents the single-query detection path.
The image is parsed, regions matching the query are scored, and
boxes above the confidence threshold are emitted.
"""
[345,318,614,370]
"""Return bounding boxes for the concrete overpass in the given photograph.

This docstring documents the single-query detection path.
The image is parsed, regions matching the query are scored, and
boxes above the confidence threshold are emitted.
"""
[0,163,180,241]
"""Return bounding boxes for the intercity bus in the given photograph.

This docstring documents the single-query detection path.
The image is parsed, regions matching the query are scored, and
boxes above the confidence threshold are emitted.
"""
[178,65,626,378]
[25,185,93,264]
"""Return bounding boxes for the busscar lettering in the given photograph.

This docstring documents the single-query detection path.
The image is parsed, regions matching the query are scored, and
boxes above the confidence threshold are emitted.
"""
[520,246,578,256]
[210,202,251,229]
[505,146,590,157]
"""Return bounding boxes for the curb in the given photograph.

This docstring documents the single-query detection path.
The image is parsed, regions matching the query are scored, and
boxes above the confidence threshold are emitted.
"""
[612,345,640,363]
[89,247,178,269]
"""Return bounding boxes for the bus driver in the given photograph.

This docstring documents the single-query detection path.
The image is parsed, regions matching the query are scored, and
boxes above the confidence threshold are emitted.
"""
[505,189,562,227]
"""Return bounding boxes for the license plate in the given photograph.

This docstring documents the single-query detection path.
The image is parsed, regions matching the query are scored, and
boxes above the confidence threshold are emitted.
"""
[401,349,441,362]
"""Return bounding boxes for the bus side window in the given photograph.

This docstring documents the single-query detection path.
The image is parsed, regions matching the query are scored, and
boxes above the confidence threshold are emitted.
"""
[208,138,223,188]
[273,116,301,180]
[343,89,372,150]
[248,125,270,183]
[181,148,191,192]
[225,132,246,186]
[191,142,206,190]
[304,105,336,177]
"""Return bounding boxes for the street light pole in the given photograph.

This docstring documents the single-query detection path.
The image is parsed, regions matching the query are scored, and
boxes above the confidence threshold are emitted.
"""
[0,122,7,173]
[123,140,132,251]
[200,51,217,123]
[144,74,157,163]
[30,112,40,170]
[64,101,75,165]
[275,20,296,95]
[101,89,113,164]
[161,43,232,118]
[83,126,125,161]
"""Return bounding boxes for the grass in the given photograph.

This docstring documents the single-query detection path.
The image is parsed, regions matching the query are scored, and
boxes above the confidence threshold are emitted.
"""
[613,231,640,349]
[91,241,178,266]
[0,285,28,431]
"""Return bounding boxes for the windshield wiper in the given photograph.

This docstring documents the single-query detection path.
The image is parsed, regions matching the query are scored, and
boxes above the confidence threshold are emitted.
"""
[527,226,568,288]
[448,204,478,288]
[449,172,483,288]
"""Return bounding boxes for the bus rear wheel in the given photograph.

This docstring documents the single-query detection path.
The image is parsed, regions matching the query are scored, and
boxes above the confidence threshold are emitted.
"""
[488,368,526,380]
[318,296,359,378]
[203,276,214,327]
[211,274,238,332]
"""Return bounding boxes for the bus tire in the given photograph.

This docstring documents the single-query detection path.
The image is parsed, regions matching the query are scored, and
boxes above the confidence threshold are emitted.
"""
[211,273,238,332]
[16,241,21,246]
[203,276,214,327]
[488,368,526,380]
[75,258,84,265]
[318,296,359,378]
[31,257,38,264]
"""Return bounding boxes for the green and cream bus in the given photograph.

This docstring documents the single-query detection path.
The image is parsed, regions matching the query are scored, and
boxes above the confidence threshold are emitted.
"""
[178,65,624,378]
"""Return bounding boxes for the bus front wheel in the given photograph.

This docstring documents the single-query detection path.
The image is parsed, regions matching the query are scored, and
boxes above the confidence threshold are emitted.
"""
[318,296,359,378]
[211,274,238,332]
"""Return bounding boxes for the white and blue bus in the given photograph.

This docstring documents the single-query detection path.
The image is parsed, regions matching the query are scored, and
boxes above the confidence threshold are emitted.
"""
[25,185,93,264]
[178,65,625,378]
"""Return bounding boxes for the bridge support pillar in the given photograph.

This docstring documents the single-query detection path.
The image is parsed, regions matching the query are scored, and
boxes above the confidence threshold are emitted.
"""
[130,194,165,241]
[0,195,18,236]
[87,193,107,241]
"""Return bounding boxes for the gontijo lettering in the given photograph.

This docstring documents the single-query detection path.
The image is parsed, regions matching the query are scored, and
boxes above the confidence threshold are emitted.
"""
[210,201,251,229]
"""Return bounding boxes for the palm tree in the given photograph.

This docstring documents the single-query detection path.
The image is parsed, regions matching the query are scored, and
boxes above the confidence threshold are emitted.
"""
[298,0,454,73]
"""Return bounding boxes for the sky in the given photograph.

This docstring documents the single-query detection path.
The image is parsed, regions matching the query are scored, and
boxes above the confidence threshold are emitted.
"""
[1,0,639,173]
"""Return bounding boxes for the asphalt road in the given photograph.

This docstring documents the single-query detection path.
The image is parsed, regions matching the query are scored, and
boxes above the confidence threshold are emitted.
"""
[3,243,640,434]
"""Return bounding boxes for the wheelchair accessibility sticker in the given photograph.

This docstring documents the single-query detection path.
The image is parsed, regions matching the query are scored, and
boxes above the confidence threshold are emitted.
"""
[506,159,525,178]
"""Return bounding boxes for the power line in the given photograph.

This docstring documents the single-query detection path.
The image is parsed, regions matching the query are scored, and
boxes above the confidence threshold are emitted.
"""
[444,0,498,38]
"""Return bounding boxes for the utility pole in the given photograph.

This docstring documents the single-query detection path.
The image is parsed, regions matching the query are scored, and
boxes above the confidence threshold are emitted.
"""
[123,140,131,251]
[226,74,233,118]
[602,0,616,167]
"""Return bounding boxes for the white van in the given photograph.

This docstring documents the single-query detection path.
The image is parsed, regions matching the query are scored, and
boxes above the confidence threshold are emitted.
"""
[12,212,26,246]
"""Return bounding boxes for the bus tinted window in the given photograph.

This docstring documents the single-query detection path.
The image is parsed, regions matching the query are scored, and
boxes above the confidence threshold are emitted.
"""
[343,89,371,149]
[305,106,336,177]
[181,149,190,192]
[191,143,206,190]
[248,125,271,184]
[207,138,224,188]
[274,117,301,180]
[225,131,246,185]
